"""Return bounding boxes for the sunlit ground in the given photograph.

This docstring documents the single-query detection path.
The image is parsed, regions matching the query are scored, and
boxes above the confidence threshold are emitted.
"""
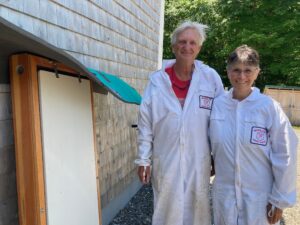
[293,126,300,131]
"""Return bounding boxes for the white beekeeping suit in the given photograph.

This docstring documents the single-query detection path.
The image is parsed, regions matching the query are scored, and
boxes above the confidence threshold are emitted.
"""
[210,87,298,225]
[135,60,224,225]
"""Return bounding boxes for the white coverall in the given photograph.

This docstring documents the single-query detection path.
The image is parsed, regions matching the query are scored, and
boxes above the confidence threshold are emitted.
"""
[135,60,224,225]
[209,87,298,225]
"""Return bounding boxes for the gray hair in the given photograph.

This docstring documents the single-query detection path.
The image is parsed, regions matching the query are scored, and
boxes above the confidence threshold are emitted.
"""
[227,45,260,69]
[171,21,209,46]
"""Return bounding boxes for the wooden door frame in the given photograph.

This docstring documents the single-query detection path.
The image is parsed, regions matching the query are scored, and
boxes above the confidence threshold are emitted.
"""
[10,53,102,225]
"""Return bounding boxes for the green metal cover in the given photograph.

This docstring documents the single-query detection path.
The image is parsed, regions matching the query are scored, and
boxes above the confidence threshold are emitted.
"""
[88,68,142,105]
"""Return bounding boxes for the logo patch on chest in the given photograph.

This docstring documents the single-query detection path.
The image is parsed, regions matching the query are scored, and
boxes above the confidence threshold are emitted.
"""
[250,126,268,146]
[199,95,214,110]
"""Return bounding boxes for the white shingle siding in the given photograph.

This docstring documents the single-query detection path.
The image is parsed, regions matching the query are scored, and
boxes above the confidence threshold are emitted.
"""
[0,0,164,223]
[1,1,160,71]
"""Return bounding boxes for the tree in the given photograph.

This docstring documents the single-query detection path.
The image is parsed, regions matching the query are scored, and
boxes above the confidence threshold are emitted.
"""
[163,0,300,88]
[216,0,300,88]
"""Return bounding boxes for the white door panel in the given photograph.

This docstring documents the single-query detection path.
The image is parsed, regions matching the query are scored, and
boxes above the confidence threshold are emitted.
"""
[38,71,99,225]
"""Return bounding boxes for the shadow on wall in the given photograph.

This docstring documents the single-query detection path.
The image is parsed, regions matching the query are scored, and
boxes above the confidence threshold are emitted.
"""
[0,84,19,225]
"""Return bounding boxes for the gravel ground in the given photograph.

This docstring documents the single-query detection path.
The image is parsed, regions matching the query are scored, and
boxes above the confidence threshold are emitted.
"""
[109,184,153,225]
[110,129,300,225]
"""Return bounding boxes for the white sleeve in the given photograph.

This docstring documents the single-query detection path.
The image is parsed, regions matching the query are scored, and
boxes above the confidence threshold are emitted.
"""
[134,85,153,166]
[213,69,224,97]
[268,103,299,209]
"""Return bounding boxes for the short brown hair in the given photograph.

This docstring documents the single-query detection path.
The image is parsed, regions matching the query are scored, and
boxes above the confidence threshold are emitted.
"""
[227,45,260,69]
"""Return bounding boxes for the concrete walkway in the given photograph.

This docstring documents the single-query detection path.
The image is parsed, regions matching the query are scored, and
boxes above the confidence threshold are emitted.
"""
[280,128,300,225]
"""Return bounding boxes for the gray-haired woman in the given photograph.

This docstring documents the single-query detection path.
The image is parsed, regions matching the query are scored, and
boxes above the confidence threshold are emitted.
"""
[210,45,298,225]
[135,21,224,225]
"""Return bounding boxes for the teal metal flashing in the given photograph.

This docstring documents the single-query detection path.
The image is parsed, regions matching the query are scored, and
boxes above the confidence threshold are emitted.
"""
[88,68,141,105]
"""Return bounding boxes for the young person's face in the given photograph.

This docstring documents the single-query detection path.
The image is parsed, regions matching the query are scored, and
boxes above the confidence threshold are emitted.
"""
[227,62,260,91]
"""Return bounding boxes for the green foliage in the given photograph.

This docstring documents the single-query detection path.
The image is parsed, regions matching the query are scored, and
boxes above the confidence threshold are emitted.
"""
[163,0,215,59]
[163,0,300,88]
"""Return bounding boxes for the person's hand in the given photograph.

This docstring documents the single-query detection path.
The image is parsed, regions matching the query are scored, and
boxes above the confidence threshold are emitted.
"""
[266,203,283,224]
[137,166,151,184]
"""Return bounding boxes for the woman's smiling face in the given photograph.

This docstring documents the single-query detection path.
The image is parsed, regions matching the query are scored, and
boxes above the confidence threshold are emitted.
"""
[227,62,260,92]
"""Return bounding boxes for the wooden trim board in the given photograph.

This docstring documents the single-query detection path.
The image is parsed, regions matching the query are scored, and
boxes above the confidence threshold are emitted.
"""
[10,54,102,225]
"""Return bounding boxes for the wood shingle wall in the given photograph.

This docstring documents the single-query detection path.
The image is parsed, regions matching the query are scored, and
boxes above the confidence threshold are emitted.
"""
[0,84,18,225]
[0,0,164,224]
